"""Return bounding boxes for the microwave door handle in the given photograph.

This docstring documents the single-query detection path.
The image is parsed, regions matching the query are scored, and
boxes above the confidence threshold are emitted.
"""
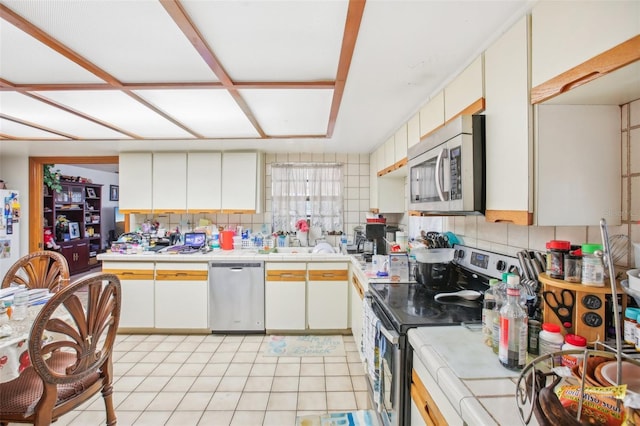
[435,148,449,202]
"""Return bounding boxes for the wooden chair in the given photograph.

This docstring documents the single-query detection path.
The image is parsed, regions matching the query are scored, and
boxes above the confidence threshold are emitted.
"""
[1,251,70,292]
[0,272,121,426]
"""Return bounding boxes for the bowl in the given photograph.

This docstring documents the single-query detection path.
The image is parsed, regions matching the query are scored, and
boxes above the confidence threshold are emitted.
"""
[627,269,640,291]
[595,360,640,393]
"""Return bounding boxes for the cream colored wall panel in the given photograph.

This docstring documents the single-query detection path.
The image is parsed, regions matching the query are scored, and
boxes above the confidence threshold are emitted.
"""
[419,91,444,138]
[444,56,484,121]
[221,152,259,211]
[532,0,640,87]
[394,123,408,162]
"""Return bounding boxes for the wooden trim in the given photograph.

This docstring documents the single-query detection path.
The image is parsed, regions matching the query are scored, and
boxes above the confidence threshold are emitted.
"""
[377,157,408,177]
[118,209,153,215]
[531,35,640,105]
[9,81,335,92]
[351,275,364,300]
[29,156,119,253]
[484,210,533,225]
[326,0,366,137]
[419,123,446,142]
[266,270,306,281]
[101,269,154,280]
[0,113,76,139]
[152,209,188,215]
[308,270,349,281]
[219,209,257,215]
[443,97,485,127]
[411,369,447,426]
[155,270,208,281]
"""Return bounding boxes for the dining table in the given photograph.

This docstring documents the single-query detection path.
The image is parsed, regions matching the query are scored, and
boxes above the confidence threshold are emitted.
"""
[0,305,48,383]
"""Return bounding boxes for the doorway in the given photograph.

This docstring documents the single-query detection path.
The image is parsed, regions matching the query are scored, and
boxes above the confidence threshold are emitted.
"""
[28,156,119,252]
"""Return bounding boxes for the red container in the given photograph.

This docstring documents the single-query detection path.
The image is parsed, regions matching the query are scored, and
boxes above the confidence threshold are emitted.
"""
[366,218,386,224]
[220,230,235,250]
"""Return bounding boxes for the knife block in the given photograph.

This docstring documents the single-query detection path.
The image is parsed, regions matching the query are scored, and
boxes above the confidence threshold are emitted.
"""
[539,274,626,344]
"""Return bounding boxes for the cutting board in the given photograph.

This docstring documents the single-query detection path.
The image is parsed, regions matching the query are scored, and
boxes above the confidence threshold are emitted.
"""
[411,326,520,379]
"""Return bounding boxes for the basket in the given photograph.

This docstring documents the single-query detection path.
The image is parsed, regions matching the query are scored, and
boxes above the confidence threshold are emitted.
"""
[241,239,253,249]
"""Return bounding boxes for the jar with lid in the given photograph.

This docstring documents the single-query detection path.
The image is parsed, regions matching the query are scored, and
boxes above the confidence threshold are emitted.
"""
[546,240,571,279]
[564,252,582,283]
[561,334,588,368]
[625,307,640,345]
[538,323,564,366]
[581,244,604,287]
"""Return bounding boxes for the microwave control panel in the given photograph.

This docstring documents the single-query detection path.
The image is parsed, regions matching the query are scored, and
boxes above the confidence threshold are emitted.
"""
[449,145,462,200]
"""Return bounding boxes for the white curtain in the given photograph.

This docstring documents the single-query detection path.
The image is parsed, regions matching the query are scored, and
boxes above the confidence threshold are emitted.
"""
[271,163,343,234]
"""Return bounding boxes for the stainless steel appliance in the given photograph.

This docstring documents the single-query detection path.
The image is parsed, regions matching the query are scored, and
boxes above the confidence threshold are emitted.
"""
[408,114,485,215]
[364,245,520,426]
[209,261,265,332]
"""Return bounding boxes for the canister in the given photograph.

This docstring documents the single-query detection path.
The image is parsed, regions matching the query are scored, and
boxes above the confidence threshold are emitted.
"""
[624,307,640,345]
[581,244,604,287]
[564,253,582,283]
[546,240,570,279]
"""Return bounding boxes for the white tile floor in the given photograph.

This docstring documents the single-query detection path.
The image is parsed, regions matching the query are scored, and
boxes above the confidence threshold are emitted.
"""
[36,333,371,426]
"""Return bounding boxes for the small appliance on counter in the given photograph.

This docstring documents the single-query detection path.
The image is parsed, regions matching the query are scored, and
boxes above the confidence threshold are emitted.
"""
[364,222,386,260]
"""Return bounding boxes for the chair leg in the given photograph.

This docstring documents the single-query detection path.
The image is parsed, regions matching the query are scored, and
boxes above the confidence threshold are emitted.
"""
[102,383,117,426]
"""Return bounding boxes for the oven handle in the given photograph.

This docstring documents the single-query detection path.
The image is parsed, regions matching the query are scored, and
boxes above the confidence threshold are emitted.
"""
[379,323,399,345]
[435,147,449,202]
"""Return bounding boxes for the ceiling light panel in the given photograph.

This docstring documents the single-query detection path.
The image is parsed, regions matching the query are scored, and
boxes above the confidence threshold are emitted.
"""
[134,89,260,138]
[0,18,104,85]
[240,89,333,135]
[0,92,129,139]
[35,90,193,139]
[0,117,68,139]
[181,0,347,81]
[1,0,217,83]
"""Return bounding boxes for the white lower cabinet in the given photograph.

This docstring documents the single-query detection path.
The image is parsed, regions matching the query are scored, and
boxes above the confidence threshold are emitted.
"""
[265,263,306,330]
[154,263,208,329]
[102,261,155,328]
[307,262,349,330]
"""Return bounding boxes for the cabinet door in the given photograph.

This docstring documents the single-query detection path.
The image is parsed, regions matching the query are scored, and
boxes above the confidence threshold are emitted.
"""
[383,136,395,171]
[407,113,421,149]
[307,263,348,330]
[265,263,306,330]
[535,105,621,226]
[531,1,640,89]
[394,124,408,163]
[484,16,533,225]
[187,152,222,212]
[369,150,379,210]
[444,56,484,121]
[75,240,89,271]
[102,262,155,328]
[419,91,444,139]
[153,152,187,213]
[155,263,209,329]
[350,273,364,358]
[221,152,258,213]
[377,177,405,214]
[119,153,152,213]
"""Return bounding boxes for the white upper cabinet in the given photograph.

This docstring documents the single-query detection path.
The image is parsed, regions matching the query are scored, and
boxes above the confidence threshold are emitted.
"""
[419,91,444,139]
[407,113,420,149]
[221,152,262,213]
[394,123,408,163]
[532,0,640,90]
[383,136,395,171]
[369,149,379,210]
[119,153,152,214]
[484,16,533,225]
[153,152,187,213]
[535,105,621,226]
[187,152,222,212]
[444,56,484,121]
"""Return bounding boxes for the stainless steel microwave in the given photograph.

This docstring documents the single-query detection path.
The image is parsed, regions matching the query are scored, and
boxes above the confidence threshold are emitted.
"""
[408,114,485,215]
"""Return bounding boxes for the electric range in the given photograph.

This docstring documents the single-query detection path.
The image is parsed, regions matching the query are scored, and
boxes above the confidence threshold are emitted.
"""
[364,244,520,426]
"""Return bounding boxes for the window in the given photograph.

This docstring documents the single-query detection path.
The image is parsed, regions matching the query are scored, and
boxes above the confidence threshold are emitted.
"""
[271,163,343,234]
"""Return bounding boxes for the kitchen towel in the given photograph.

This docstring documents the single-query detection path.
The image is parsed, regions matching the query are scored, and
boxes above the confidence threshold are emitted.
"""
[264,335,345,357]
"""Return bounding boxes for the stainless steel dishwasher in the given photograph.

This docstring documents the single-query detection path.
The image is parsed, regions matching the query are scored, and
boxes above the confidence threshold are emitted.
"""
[209,261,265,333]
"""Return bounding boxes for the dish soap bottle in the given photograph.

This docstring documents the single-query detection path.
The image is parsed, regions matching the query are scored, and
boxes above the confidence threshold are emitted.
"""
[498,274,528,370]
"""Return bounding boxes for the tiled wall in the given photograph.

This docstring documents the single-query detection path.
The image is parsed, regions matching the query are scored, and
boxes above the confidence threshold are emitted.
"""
[134,152,378,246]
[413,98,640,267]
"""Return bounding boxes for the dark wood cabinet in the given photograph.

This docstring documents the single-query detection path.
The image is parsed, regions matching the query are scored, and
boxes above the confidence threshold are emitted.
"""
[44,181,103,275]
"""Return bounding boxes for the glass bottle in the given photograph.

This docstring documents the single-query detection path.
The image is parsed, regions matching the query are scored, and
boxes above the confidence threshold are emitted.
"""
[491,276,507,354]
[482,279,498,347]
[498,275,528,370]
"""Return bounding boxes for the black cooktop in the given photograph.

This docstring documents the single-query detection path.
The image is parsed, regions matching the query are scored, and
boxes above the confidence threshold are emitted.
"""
[368,281,483,332]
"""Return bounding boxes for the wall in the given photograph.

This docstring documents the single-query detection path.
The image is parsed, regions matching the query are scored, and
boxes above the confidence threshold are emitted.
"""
[0,154,29,256]
[411,98,640,267]
[133,152,375,247]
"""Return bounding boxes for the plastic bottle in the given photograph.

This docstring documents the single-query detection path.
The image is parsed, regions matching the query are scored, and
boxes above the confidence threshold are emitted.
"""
[11,288,29,321]
[538,323,564,366]
[482,279,499,347]
[561,334,588,368]
[492,275,508,354]
[499,274,528,370]
[581,244,605,287]
[211,228,220,249]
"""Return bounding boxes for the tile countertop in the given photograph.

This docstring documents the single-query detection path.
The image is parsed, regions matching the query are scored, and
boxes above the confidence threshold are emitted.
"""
[97,249,350,262]
[407,326,531,426]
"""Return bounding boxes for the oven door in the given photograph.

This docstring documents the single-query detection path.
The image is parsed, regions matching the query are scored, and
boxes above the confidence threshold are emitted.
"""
[365,296,401,426]
[408,145,450,212]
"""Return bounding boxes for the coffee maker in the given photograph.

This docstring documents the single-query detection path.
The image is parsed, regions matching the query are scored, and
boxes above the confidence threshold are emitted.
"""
[364,223,386,261]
